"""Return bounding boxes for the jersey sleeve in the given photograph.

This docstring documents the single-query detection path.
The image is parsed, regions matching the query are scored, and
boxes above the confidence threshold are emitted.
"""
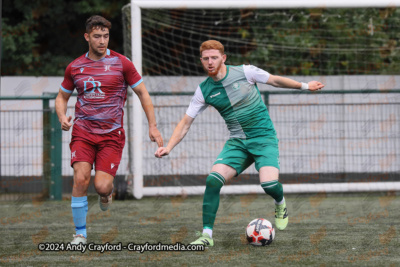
[121,56,143,88]
[60,63,75,94]
[186,86,208,118]
[243,65,270,84]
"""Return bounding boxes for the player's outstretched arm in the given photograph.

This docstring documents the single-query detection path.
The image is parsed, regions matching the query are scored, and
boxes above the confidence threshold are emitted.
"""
[155,114,194,158]
[132,83,164,147]
[55,88,73,131]
[266,75,324,91]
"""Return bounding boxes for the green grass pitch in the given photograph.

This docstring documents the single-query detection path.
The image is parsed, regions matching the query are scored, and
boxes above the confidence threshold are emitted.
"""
[1,192,399,266]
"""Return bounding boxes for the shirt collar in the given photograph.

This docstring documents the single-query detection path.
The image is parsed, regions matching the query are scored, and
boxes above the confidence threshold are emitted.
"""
[85,49,110,59]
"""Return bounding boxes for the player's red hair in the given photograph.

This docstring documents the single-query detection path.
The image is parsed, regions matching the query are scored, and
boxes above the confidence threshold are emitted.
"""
[200,40,224,56]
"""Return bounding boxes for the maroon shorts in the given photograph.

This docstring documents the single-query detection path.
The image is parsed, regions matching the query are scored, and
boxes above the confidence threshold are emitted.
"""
[70,125,125,177]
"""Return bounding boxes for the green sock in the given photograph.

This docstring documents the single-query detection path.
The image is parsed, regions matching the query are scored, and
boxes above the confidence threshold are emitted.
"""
[261,180,284,203]
[203,172,225,230]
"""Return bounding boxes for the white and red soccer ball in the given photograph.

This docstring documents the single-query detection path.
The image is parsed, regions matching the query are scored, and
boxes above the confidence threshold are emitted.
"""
[246,218,275,246]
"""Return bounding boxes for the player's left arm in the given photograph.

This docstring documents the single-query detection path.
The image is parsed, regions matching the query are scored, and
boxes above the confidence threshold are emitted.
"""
[266,75,324,91]
[132,82,163,147]
[121,54,163,146]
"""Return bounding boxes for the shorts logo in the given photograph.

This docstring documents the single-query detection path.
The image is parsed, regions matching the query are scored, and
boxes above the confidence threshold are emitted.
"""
[210,92,221,98]
[84,77,105,99]
[111,163,115,169]
[232,82,240,90]
[71,151,76,159]
[216,158,223,160]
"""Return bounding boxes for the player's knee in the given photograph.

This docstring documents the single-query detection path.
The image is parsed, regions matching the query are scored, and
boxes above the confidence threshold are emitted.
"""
[94,182,113,197]
[73,165,90,179]
[73,173,91,189]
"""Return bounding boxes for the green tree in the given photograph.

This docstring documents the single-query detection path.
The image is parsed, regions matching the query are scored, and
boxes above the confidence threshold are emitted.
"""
[230,8,400,75]
[1,0,130,76]
[133,7,400,76]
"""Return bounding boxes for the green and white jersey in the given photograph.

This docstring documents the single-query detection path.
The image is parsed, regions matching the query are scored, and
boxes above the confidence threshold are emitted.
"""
[186,65,276,139]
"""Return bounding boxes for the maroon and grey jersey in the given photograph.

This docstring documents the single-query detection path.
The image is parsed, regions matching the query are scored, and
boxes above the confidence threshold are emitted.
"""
[61,49,142,134]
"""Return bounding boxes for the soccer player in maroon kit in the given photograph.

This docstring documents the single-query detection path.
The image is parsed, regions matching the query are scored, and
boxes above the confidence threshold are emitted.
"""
[55,15,163,244]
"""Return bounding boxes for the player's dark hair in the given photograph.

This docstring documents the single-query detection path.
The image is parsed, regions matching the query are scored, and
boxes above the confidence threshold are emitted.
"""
[85,15,112,33]
[200,40,224,56]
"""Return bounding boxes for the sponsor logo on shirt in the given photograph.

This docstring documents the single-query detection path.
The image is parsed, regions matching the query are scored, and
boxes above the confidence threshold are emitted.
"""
[83,77,105,99]
[210,92,221,98]
[104,65,111,71]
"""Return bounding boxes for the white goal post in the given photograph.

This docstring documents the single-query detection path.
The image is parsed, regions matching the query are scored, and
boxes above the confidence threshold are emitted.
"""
[130,0,400,199]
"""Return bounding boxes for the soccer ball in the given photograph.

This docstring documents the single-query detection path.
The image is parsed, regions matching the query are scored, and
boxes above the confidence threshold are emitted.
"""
[246,218,275,246]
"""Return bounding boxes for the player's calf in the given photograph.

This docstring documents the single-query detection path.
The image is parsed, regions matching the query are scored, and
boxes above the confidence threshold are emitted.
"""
[71,196,88,243]
[94,175,114,211]
[260,180,288,230]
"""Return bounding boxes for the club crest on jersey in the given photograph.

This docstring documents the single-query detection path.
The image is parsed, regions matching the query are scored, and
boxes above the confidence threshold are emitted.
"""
[232,82,240,90]
[80,68,84,73]
[83,77,105,99]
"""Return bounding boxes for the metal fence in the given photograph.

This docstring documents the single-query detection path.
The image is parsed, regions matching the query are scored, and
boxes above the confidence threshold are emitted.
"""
[1,95,62,201]
[142,90,400,187]
[1,90,399,201]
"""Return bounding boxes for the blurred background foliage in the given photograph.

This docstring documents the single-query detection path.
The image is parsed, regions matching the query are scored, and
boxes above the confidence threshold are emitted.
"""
[134,7,400,76]
[1,0,130,76]
[2,1,400,76]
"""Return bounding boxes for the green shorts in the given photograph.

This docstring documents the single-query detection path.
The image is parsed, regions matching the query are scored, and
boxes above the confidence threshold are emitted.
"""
[214,136,280,175]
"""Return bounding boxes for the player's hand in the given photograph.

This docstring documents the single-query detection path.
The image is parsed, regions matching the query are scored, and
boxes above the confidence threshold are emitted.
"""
[155,147,170,158]
[60,115,72,131]
[308,81,325,91]
[149,125,163,147]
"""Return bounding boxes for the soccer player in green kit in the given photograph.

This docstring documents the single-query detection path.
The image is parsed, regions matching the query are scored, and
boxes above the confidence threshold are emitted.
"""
[155,40,324,246]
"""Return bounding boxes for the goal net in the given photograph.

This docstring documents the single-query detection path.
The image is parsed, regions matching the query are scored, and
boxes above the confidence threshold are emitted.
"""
[123,1,400,198]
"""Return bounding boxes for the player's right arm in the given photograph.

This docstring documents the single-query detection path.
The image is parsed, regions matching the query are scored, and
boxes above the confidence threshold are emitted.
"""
[56,63,74,131]
[55,89,72,131]
[155,114,194,158]
[155,86,208,158]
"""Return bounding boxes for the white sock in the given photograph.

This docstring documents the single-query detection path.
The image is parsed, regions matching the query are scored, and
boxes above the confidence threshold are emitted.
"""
[203,228,213,238]
[274,196,285,205]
